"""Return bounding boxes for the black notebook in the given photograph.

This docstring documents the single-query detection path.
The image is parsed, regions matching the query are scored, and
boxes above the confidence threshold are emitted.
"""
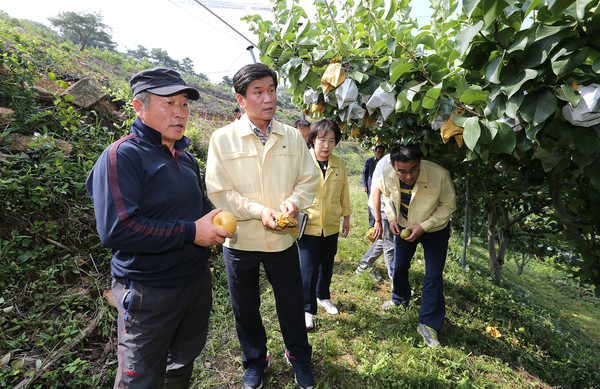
[297,211,308,239]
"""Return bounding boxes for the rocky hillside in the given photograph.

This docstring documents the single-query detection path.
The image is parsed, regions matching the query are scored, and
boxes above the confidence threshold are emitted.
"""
[0,12,300,141]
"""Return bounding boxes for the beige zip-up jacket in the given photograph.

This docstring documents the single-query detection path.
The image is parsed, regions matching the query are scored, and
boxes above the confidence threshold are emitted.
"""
[205,117,320,252]
[304,150,352,237]
[380,160,456,232]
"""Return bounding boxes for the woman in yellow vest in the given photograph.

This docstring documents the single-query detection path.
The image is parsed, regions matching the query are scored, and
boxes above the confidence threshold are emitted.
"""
[298,118,351,330]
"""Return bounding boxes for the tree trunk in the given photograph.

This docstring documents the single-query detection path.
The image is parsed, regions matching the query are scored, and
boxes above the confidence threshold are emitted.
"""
[461,176,470,268]
[516,252,529,276]
[487,207,502,285]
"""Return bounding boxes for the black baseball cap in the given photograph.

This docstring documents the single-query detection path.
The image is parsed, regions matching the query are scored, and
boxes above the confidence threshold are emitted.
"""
[130,67,200,100]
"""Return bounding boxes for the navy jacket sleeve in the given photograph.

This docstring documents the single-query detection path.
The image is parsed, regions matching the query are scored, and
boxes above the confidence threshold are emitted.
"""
[362,158,369,188]
[86,140,199,254]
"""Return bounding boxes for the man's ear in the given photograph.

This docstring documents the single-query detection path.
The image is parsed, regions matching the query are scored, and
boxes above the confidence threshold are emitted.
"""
[236,94,245,110]
[132,99,143,116]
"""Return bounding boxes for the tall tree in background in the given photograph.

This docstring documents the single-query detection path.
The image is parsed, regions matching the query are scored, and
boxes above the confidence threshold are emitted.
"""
[49,11,115,51]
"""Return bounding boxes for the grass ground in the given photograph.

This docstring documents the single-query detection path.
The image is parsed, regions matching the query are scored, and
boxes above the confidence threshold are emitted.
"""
[194,142,600,388]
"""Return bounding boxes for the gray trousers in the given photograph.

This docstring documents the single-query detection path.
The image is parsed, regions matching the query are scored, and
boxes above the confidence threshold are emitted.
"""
[112,266,212,389]
[358,210,394,279]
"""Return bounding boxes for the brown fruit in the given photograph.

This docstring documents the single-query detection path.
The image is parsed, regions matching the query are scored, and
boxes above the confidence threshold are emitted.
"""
[213,211,237,234]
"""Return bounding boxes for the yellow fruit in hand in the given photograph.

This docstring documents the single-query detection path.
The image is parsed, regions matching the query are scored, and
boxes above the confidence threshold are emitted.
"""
[366,227,376,242]
[213,211,237,234]
[400,229,411,239]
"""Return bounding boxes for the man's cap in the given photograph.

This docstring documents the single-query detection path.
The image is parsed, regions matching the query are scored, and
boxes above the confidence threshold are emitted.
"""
[130,67,199,100]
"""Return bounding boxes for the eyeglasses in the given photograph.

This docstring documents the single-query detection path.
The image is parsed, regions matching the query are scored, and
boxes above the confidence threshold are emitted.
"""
[396,167,420,176]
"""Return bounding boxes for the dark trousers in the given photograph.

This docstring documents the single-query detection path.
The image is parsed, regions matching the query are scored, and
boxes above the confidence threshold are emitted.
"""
[223,244,312,367]
[392,225,450,331]
[297,233,339,314]
[112,266,212,389]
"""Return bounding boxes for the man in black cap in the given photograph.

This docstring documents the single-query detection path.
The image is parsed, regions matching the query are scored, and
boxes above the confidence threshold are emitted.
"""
[86,67,232,388]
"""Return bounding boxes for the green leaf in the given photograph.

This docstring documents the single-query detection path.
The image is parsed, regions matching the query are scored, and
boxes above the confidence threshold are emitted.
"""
[520,89,557,126]
[288,58,302,69]
[462,41,496,70]
[572,149,598,169]
[547,0,573,17]
[386,38,397,53]
[574,130,600,156]
[463,117,481,150]
[593,57,600,73]
[297,19,312,38]
[585,158,600,188]
[524,0,543,18]
[422,85,442,109]
[502,69,538,99]
[351,59,371,72]
[551,47,590,77]
[462,0,481,18]
[455,20,484,56]
[506,94,524,119]
[480,0,509,28]
[452,115,469,127]
[486,55,503,84]
[416,32,436,50]
[300,63,311,81]
[460,87,490,105]
[349,70,369,83]
[389,61,414,83]
[383,0,397,20]
[535,23,570,41]
[406,81,427,102]
[522,34,562,69]
[554,84,581,107]
[566,0,594,20]
[493,122,517,154]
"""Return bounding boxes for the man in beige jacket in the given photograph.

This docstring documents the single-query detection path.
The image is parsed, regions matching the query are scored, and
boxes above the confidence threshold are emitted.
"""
[205,63,319,389]
[380,144,456,348]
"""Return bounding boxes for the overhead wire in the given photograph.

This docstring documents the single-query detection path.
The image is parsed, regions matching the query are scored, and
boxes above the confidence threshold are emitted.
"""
[188,0,264,55]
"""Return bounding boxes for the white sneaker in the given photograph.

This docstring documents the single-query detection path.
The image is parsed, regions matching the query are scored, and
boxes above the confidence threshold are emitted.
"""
[317,298,339,315]
[305,312,314,330]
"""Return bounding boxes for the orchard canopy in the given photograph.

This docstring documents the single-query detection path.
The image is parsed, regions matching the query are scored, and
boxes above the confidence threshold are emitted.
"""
[243,0,600,293]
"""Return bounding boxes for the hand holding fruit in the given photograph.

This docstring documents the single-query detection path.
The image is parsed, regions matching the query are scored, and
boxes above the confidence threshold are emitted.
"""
[194,209,232,247]
[401,224,425,242]
[212,211,237,234]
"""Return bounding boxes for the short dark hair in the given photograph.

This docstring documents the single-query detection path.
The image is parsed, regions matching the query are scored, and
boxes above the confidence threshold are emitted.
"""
[232,107,241,113]
[233,63,278,97]
[374,145,385,152]
[294,119,310,128]
[307,118,342,148]
[390,144,422,164]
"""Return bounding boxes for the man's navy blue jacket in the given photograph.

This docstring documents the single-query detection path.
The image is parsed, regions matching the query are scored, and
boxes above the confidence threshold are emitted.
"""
[86,118,211,288]
[362,156,378,195]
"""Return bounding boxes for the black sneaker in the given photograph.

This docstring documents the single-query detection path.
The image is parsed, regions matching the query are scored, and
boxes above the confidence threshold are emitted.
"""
[285,350,314,389]
[242,357,269,389]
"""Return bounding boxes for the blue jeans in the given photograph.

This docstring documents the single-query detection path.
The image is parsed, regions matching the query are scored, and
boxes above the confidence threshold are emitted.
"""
[358,209,394,278]
[297,233,339,314]
[392,225,450,331]
[223,244,312,368]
